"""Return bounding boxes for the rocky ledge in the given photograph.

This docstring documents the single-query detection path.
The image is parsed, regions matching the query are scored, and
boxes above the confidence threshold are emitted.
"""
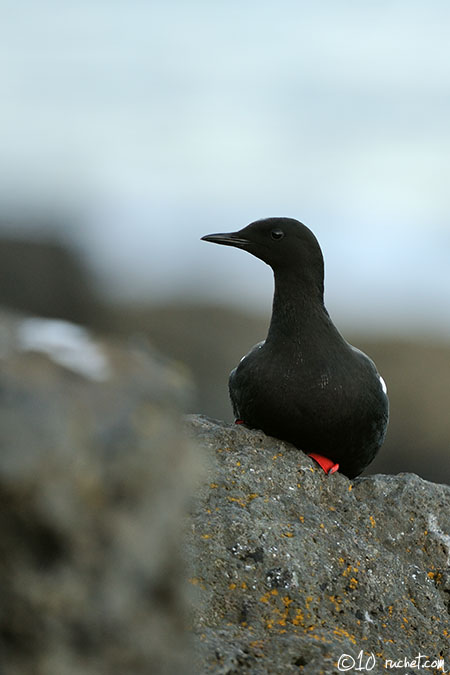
[186,415,450,675]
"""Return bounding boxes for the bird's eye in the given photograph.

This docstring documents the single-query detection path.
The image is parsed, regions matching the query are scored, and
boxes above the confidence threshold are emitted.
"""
[270,229,285,240]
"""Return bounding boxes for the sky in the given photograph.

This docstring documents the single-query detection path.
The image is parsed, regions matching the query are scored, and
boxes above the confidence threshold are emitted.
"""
[1,0,450,337]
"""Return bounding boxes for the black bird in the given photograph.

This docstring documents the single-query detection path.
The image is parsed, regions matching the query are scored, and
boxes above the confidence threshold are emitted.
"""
[201,217,389,478]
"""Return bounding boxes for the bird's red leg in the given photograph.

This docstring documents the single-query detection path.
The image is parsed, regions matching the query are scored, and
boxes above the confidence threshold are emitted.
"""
[308,453,339,475]
[235,419,244,424]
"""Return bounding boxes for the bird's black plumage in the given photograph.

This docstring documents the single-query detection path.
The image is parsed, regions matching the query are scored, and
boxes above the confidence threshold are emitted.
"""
[201,217,389,478]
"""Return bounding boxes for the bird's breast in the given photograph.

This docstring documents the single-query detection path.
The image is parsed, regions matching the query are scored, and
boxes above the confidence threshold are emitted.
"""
[231,342,385,426]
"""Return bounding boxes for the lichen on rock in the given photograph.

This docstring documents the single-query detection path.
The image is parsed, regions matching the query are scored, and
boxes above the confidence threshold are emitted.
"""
[186,414,450,674]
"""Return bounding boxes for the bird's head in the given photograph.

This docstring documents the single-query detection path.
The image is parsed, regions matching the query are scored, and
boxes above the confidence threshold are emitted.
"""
[201,217,324,283]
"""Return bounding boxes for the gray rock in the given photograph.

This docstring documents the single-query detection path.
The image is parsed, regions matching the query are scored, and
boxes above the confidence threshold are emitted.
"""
[0,235,103,326]
[186,415,450,675]
[0,310,198,675]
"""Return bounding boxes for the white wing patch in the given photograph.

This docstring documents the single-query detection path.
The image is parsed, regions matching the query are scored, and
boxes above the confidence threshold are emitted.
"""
[379,375,388,395]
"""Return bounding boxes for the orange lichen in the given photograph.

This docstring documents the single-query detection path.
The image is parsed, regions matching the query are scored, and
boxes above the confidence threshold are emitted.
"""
[228,496,247,507]
[228,493,260,508]
[328,595,343,612]
[292,609,305,625]
[249,640,264,650]
[333,627,357,645]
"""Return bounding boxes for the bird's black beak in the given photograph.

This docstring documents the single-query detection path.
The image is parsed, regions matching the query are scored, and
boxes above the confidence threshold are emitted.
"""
[201,231,250,249]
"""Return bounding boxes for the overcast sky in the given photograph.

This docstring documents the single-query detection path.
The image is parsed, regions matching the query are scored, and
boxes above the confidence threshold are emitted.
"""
[1,0,450,337]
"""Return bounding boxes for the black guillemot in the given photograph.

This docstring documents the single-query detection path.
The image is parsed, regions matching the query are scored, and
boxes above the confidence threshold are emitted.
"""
[201,217,389,478]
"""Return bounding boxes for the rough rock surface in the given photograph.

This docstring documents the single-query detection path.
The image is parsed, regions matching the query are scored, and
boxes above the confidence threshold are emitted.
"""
[0,309,198,675]
[186,415,450,675]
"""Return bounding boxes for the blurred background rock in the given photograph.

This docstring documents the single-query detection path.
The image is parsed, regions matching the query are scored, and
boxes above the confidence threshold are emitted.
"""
[0,309,197,675]
[1,0,449,488]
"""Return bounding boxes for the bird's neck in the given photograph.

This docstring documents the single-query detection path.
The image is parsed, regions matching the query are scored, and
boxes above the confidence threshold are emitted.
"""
[266,269,328,344]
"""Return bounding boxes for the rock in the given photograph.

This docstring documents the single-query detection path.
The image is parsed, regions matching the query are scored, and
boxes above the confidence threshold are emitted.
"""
[0,236,103,326]
[185,415,450,675]
[0,309,198,675]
